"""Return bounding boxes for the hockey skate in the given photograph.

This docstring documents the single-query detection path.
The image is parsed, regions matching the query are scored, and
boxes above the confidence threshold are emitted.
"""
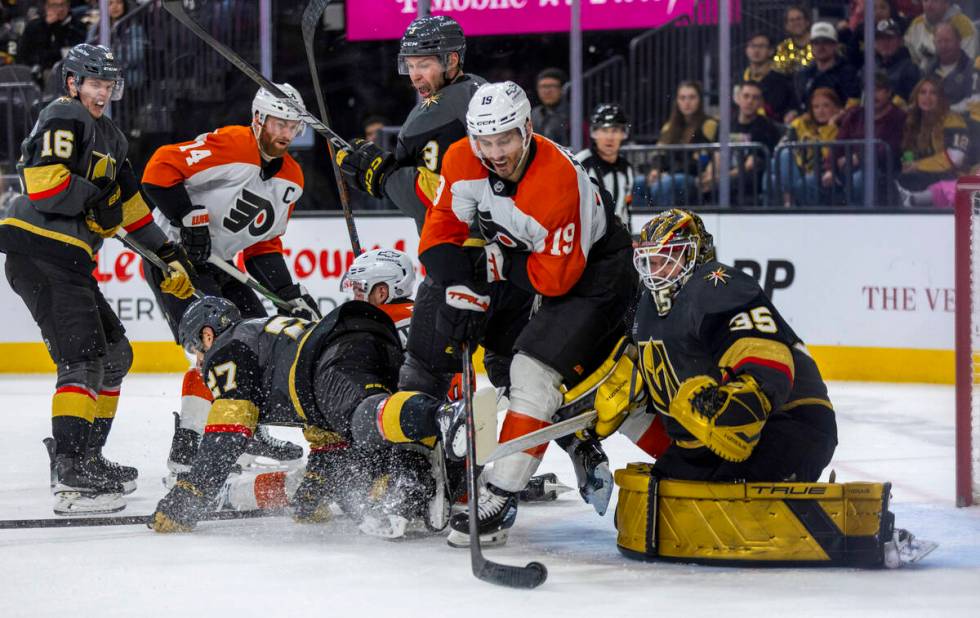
[568,438,613,515]
[86,447,138,495]
[446,483,518,548]
[52,453,126,515]
[883,528,939,568]
[237,425,304,468]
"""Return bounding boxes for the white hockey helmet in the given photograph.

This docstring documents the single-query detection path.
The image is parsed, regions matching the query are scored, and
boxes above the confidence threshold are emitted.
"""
[252,82,306,135]
[466,81,533,170]
[340,249,416,303]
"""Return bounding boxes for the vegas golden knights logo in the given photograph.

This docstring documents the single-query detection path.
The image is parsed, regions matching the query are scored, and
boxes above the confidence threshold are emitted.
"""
[638,339,680,415]
[88,150,117,181]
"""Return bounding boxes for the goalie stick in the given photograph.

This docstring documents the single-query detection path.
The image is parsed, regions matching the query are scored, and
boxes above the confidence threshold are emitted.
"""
[300,0,361,254]
[161,0,361,254]
[460,341,548,589]
[0,508,281,530]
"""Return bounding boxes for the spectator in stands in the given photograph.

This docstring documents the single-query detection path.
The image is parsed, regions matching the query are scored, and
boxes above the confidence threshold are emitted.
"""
[968,56,979,171]
[775,87,842,206]
[896,75,970,206]
[774,5,814,75]
[15,0,86,86]
[720,80,783,205]
[87,0,145,90]
[793,22,861,120]
[905,0,978,71]
[834,71,908,206]
[530,67,570,146]
[927,21,973,113]
[743,32,797,121]
[363,115,387,145]
[0,5,14,65]
[839,0,902,67]
[638,80,718,207]
[873,17,922,106]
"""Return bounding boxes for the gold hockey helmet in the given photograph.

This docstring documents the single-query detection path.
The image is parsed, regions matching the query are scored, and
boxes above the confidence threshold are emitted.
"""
[633,209,715,316]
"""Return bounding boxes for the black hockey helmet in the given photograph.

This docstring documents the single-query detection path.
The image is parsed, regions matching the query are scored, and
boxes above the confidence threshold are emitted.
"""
[62,43,125,101]
[590,103,630,137]
[397,15,466,75]
[178,296,241,355]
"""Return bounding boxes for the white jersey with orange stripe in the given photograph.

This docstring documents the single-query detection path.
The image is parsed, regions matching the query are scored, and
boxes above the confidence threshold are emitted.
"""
[143,125,303,261]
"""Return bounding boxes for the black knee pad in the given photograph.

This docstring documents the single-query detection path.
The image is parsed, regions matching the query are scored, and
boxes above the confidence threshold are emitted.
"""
[55,357,104,392]
[398,353,451,397]
[102,337,133,387]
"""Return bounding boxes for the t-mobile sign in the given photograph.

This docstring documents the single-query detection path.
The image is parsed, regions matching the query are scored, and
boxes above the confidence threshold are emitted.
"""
[346,0,697,41]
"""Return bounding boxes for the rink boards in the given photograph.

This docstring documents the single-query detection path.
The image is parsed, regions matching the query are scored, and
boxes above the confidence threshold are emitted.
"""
[0,211,954,382]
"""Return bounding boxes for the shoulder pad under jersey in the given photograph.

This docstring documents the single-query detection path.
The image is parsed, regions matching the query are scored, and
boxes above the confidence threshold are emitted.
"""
[676,261,766,322]
[37,97,94,131]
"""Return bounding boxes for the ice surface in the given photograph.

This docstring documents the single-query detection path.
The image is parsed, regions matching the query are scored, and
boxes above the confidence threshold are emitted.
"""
[0,376,977,617]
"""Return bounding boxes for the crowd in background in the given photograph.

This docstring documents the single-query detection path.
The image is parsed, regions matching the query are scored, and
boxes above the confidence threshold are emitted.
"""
[1,0,979,209]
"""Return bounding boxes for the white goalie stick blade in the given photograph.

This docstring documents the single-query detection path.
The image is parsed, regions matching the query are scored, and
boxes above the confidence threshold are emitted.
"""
[472,387,498,466]
[485,411,598,464]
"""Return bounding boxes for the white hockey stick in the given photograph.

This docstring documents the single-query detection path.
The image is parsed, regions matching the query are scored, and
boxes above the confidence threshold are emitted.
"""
[205,256,294,313]
[484,411,597,464]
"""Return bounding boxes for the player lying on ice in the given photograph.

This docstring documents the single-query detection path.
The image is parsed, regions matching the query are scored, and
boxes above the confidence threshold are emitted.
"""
[150,250,475,537]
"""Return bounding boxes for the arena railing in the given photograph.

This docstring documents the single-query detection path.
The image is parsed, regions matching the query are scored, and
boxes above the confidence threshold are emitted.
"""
[0,78,40,175]
[623,142,772,208]
[770,139,897,208]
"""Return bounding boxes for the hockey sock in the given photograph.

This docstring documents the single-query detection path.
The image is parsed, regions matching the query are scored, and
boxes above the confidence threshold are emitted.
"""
[374,391,441,446]
[51,385,97,456]
[180,367,214,434]
[88,387,121,449]
[619,409,672,459]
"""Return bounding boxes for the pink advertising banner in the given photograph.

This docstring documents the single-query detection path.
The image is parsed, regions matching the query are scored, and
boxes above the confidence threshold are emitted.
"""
[346,0,698,42]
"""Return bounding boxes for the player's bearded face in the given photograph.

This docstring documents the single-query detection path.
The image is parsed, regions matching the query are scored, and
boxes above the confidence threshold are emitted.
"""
[475,129,525,178]
[257,116,301,157]
[405,56,446,99]
[73,77,116,118]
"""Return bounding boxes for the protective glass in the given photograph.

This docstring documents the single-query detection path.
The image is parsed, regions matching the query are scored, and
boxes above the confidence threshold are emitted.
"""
[397,54,446,75]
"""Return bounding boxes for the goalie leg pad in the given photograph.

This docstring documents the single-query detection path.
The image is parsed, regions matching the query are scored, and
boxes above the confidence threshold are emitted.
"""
[614,463,902,567]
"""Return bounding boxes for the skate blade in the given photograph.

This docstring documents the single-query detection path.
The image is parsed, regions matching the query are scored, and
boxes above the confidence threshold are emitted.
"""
[53,492,126,516]
[121,480,137,495]
[446,527,509,549]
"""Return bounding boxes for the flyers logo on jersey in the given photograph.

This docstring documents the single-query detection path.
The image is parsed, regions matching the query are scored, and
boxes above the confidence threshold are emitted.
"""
[638,339,681,415]
[223,189,275,236]
[477,209,530,251]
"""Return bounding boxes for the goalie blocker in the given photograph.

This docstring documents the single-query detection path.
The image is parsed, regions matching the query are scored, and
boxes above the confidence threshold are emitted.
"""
[614,463,936,568]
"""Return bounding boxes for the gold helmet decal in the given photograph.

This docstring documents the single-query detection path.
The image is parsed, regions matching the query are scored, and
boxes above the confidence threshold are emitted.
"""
[634,209,716,316]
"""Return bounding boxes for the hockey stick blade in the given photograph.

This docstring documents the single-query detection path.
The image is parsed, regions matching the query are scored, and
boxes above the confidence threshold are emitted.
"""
[485,410,597,463]
[460,341,548,589]
[0,508,281,530]
[161,0,351,153]
[300,0,362,254]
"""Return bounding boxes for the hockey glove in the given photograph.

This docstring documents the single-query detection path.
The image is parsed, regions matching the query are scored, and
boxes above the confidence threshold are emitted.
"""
[335,138,396,198]
[155,242,196,300]
[84,177,123,238]
[179,206,211,265]
[436,284,490,347]
[150,479,209,533]
[277,283,321,321]
[291,450,336,524]
[668,374,772,463]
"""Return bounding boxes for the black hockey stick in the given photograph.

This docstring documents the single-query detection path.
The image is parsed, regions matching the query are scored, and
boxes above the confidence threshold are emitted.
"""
[0,508,282,530]
[460,341,548,589]
[301,0,361,255]
[114,229,204,300]
[161,0,352,156]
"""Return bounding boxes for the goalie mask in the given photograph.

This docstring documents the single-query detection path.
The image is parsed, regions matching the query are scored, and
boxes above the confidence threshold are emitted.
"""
[340,249,416,303]
[633,209,716,316]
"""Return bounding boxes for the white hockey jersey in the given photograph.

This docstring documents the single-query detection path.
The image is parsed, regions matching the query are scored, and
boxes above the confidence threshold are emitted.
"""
[143,125,303,261]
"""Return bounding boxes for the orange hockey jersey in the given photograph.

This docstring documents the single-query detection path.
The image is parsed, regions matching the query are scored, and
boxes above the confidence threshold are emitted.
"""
[142,125,303,261]
[419,135,607,297]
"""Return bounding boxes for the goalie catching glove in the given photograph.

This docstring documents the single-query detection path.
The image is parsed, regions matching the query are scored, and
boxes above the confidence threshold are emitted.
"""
[667,373,772,462]
[335,139,396,198]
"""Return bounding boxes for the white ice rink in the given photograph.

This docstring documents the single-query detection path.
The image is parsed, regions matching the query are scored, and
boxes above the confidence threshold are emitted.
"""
[1,375,978,617]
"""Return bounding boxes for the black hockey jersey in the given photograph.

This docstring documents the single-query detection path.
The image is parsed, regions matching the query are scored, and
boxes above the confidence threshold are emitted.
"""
[0,97,165,271]
[633,261,835,453]
[201,301,403,432]
[385,73,486,231]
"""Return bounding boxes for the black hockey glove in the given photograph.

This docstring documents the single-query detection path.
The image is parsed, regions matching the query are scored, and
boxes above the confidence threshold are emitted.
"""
[335,138,396,198]
[277,283,321,321]
[84,176,123,238]
[155,242,197,300]
[436,284,490,348]
[179,206,211,265]
[150,478,210,533]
